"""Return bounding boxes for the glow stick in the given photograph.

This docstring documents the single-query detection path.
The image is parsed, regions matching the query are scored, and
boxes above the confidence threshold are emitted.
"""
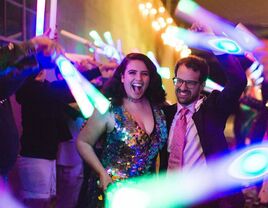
[158,67,170,79]
[116,39,125,60]
[64,53,94,63]
[255,77,264,86]
[235,23,262,52]
[247,61,264,85]
[248,61,260,73]
[49,0,57,39]
[103,45,121,61]
[89,30,105,48]
[56,55,94,118]
[103,32,115,47]
[204,79,224,93]
[106,142,268,208]
[56,55,110,116]
[165,26,244,55]
[79,75,110,114]
[60,30,93,46]
[89,30,122,63]
[35,0,46,36]
[249,65,263,80]
[176,0,262,51]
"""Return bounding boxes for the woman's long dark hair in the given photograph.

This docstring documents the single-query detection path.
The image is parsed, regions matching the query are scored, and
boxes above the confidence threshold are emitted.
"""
[102,53,166,106]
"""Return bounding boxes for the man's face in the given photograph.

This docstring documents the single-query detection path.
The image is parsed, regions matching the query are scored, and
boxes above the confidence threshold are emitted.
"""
[174,64,204,106]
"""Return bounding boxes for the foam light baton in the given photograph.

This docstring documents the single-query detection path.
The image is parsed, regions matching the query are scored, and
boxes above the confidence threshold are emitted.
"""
[60,30,94,47]
[89,30,122,63]
[176,0,262,52]
[55,55,110,118]
[56,55,94,118]
[204,78,224,93]
[79,75,110,115]
[35,0,46,36]
[49,0,57,39]
[106,142,268,208]
[165,26,244,55]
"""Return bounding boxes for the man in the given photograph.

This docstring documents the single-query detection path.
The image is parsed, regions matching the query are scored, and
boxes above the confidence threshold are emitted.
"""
[160,54,247,207]
[0,36,62,180]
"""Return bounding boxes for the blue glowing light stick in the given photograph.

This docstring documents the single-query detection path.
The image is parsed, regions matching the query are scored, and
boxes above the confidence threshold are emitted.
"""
[165,26,244,55]
[89,30,106,48]
[56,55,110,117]
[60,30,94,48]
[106,142,268,208]
[247,61,264,85]
[103,32,115,47]
[176,0,262,52]
[228,147,268,180]
[56,55,94,118]
[79,75,110,115]
[35,0,46,36]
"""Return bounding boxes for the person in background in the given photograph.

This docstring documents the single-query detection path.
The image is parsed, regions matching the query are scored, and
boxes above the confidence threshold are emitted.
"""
[76,53,167,207]
[253,40,268,205]
[0,36,62,181]
[15,68,73,208]
[233,77,264,149]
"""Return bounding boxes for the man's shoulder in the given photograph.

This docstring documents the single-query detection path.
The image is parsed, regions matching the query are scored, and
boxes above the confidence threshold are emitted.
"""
[162,103,176,109]
[162,103,177,115]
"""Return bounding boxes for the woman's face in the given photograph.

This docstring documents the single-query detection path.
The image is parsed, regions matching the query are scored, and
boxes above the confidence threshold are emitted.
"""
[121,60,150,100]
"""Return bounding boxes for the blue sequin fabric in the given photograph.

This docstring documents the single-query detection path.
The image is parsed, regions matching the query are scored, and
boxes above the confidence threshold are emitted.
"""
[101,105,167,181]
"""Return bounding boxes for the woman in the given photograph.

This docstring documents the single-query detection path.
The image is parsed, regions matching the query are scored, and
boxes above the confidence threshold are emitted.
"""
[76,53,167,207]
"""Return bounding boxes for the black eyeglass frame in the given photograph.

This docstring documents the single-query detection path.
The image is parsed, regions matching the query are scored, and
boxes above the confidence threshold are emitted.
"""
[172,77,201,89]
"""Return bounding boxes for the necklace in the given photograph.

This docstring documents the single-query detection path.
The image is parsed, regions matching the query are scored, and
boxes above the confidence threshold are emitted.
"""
[127,97,143,103]
[0,99,7,105]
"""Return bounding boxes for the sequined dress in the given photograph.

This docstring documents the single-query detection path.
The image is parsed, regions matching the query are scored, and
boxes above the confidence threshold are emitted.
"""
[85,105,167,207]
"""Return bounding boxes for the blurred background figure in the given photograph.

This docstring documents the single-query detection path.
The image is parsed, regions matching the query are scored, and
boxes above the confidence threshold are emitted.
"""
[15,68,72,208]
[0,35,62,183]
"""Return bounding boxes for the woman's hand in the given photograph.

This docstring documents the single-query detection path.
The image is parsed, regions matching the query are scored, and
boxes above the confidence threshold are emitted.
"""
[99,171,113,191]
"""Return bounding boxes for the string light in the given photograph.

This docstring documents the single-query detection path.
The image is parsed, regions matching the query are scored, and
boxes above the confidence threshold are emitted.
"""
[138,0,190,56]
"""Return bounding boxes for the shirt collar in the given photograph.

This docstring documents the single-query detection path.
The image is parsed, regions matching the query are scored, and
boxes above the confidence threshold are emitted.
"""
[176,97,205,114]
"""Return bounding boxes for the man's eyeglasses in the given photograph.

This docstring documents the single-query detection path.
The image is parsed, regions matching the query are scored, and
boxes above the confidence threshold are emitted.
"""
[172,77,200,89]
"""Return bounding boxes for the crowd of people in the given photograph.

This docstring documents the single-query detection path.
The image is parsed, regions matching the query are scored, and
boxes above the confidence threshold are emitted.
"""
[1,24,268,208]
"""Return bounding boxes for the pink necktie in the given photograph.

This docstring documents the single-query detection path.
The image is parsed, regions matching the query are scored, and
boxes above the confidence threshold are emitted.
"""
[168,108,189,170]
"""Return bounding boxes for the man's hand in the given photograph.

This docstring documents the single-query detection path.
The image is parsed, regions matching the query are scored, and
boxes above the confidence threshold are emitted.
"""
[98,171,113,191]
